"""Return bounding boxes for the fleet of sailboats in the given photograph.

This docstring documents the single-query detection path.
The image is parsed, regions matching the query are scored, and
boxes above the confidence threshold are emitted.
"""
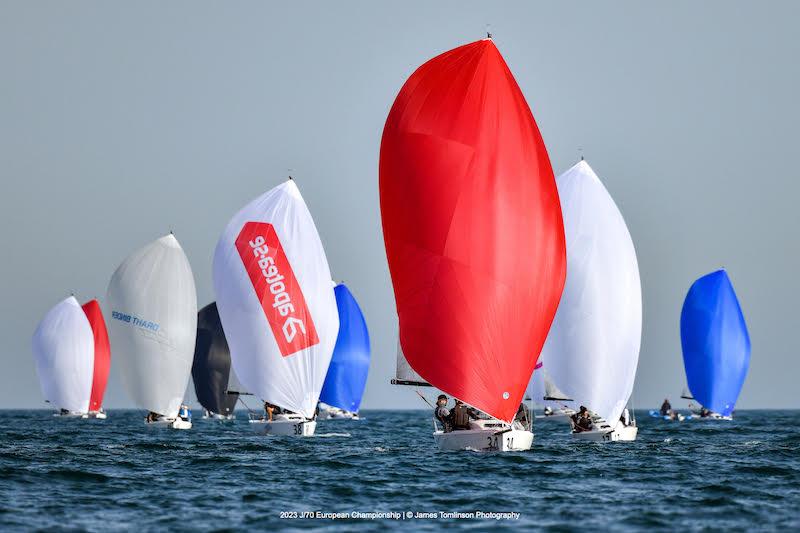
[27,36,753,448]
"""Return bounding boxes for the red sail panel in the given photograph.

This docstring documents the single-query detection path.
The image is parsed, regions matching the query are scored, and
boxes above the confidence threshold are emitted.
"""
[379,39,566,422]
[82,299,111,412]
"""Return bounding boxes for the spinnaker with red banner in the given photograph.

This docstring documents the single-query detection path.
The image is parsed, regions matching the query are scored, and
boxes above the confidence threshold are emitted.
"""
[380,38,566,451]
[82,299,110,419]
[212,179,339,436]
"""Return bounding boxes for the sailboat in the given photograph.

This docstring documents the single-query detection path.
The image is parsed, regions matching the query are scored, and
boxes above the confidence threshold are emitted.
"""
[527,365,576,420]
[318,283,370,421]
[106,234,198,429]
[32,296,95,418]
[81,299,111,419]
[192,302,238,420]
[380,38,567,452]
[212,179,339,437]
[680,269,750,420]
[537,161,642,442]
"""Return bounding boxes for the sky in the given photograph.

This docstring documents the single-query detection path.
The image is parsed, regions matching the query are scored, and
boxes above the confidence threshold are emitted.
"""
[1,2,798,410]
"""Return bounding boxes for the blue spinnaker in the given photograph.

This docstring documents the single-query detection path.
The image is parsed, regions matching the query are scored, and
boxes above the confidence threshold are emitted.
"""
[319,284,370,413]
[680,270,750,416]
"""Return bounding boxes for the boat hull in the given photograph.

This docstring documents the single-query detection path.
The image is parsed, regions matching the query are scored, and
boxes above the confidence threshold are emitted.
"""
[145,417,192,430]
[433,419,533,452]
[572,424,638,442]
[249,415,316,436]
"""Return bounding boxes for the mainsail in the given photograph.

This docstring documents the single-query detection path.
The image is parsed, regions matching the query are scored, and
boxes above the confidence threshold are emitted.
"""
[681,269,750,416]
[319,284,371,413]
[192,302,238,416]
[379,39,566,422]
[32,296,95,413]
[81,299,110,412]
[106,234,198,418]
[539,161,642,425]
[212,179,339,419]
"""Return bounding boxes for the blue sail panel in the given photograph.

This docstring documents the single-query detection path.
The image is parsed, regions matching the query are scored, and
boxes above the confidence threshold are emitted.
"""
[680,270,750,416]
[319,284,371,413]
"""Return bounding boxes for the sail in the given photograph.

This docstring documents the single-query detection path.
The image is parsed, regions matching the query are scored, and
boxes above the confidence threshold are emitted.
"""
[31,296,94,413]
[539,161,642,425]
[527,364,572,404]
[680,269,750,416]
[394,337,428,386]
[319,284,371,413]
[379,39,566,422]
[191,302,238,416]
[82,299,110,412]
[212,180,339,419]
[106,234,198,418]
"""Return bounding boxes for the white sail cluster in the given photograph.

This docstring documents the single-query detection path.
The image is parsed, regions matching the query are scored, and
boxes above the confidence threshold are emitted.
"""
[32,296,95,414]
[106,234,198,418]
[537,161,642,425]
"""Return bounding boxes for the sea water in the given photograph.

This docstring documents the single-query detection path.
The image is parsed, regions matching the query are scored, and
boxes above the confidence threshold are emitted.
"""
[0,410,798,531]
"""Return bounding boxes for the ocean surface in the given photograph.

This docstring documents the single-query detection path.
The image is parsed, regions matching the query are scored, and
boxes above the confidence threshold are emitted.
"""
[0,409,798,532]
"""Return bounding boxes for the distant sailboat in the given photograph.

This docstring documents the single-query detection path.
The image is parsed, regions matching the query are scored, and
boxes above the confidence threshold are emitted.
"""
[681,269,750,420]
[106,234,198,429]
[32,296,95,417]
[192,302,238,420]
[318,284,370,421]
[81,299,110,419]
[380,38,567,451]
[537,161,642,442]
[213,179,339,437]
[527,365,575,420]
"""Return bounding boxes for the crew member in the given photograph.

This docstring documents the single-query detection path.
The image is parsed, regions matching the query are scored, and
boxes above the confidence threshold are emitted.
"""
[571,406,593,432]
[450,399,473,430]
[434,394,452,432]
[660,398,672,417]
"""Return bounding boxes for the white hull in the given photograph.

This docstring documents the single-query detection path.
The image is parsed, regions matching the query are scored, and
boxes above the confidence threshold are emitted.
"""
[84,411,107,419]
[433,419,532,452]
[691,411,733,421]
[317,408,359,421]
[249,414,316,436]
[53,412,87,419]
[145,417,192,430]
[203,413,235,421]
[573,422,638,442]
[535,412,574,421]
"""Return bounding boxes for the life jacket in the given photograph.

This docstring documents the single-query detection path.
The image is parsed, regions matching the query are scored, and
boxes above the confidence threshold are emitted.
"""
[451,404,471,429]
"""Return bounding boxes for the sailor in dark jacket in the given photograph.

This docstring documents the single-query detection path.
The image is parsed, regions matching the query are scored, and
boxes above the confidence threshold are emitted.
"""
[434,394,452,432]
[450,400,474,430]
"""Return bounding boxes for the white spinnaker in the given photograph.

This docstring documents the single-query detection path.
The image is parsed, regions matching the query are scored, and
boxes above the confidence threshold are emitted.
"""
[106,234,198,418]
[540,161,642,424]
[32,296,94,413]
[212,180,339,419]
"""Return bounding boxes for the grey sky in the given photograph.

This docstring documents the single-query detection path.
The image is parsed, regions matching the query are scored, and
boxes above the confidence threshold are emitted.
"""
[1,2,797,409]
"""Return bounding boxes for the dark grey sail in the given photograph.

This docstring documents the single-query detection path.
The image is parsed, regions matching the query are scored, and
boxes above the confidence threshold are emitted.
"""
[192,302,238,415]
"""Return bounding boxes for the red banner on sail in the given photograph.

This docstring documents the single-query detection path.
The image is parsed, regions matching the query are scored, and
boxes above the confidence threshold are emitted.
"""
[235,222,319,356]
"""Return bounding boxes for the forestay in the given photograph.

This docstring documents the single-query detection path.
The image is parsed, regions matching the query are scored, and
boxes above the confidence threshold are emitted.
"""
[681,269,750,416]
[540,161,642,425]
[212,180,339,419]
[106,234,197,418]
[32,296,95,413]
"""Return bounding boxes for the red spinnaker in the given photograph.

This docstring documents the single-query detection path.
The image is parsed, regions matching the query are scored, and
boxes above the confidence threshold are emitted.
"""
[82,300,110,412]
[379,39,566,422]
